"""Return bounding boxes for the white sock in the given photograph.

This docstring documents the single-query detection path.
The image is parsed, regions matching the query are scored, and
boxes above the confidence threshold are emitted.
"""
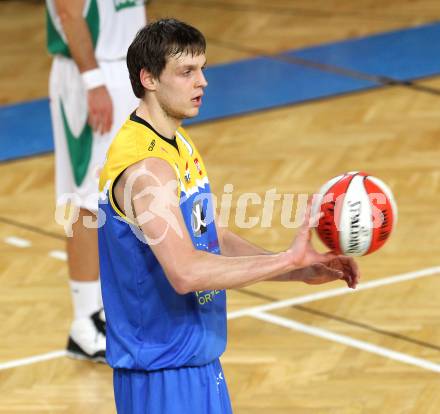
[69,280,101,320]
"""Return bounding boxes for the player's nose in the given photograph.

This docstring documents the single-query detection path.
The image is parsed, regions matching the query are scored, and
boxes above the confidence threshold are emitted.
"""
[197,70,208,88]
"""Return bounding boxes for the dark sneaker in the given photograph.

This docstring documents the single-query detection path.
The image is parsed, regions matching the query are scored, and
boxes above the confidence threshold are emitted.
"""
[66,309,106,363]
[91,308,106,336]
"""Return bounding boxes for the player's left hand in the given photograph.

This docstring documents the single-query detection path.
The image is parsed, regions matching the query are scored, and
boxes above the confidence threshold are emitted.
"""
[324,254,359,288]
[288,254,359,289]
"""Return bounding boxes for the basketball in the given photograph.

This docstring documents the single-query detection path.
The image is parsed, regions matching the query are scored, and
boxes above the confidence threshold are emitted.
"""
[312,172,397,256]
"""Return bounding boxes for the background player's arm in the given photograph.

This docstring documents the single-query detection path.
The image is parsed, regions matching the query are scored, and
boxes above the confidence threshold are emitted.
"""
[115,158,358,294]
[216,225,359,287]
[54,0,113,133]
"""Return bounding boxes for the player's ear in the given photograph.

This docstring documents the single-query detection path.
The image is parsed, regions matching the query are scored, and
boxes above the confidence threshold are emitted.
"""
[140,68,157,91]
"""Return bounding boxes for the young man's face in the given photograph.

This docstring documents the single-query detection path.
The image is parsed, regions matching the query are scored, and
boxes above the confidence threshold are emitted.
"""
[155,52,208,120]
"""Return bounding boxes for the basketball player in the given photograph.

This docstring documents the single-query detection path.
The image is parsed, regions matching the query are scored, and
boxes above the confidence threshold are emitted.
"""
[98,19,359,413]
[46,0,146,362]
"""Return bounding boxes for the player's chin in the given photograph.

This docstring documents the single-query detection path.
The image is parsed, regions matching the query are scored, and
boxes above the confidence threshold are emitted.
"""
[185,107,201,118]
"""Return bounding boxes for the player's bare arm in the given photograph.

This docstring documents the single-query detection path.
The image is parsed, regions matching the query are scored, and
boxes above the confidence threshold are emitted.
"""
[216,214,359,288]
[216,226,271,257]
[55,0,113,133]
[114,158,355,294]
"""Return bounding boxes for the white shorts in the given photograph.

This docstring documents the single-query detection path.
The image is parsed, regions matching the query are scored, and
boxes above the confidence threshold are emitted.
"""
[49,55,139,212]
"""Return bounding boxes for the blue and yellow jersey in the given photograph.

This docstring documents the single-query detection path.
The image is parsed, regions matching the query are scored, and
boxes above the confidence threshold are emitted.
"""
[98,113,227,371]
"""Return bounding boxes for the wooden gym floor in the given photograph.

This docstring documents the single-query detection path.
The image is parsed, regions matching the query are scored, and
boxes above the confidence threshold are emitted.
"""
[1,1,440,413]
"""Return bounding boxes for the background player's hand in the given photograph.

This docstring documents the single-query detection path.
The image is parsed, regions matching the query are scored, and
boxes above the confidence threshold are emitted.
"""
[87,86,113,135]
[286,198,360,288]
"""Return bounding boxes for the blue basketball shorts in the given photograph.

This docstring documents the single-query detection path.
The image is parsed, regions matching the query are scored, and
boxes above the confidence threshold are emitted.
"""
[113,359,233,414]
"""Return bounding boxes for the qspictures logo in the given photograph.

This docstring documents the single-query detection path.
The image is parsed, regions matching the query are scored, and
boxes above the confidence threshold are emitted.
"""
[55,169,389,244]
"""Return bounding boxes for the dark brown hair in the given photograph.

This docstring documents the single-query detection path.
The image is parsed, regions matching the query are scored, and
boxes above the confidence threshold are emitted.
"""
[127,18,206,98]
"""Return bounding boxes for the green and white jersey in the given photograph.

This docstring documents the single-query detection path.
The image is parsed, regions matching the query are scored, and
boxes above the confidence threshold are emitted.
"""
[46,0,146,60]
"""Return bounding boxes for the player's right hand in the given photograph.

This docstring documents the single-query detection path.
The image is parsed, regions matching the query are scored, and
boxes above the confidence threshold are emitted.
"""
[286,197,360,288]
[87,86,113,135]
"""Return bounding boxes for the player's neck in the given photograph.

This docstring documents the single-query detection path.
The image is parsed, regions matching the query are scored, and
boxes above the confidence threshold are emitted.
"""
[136,100,180,140]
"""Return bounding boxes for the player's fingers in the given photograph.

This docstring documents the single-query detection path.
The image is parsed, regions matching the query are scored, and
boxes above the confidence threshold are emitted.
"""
[103,118,110,134]
[304,196,317,228]
[101,112,110,134]
[294,197,313,244]
[94,112,103,135]
[332,262,353,288]
[100,106,111,134]
[298,196,313,227]
[309,210,323,228]
[107,103,114,132]
[341,258,359,289]
[88,112,98,132]
[314,263,343,282]
[323,251,338,261]
[323,256,357,288]
[97,106,107,134]
[308,194,323,228]
[100,105,112,134]
[342,275,353,289]
[348,258,360,288]
[328,268,344,282]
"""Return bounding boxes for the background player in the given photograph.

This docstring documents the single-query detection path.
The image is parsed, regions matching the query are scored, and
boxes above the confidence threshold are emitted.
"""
[46,0,146,361]
[98,19,359,413]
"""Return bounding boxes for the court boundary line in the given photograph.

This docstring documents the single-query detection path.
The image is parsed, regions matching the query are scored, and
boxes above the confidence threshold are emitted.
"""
[0,350,66,371]
[235,288,440,352]
[250,311,440,373]
[0,266,438,371]
[228,266,440,319]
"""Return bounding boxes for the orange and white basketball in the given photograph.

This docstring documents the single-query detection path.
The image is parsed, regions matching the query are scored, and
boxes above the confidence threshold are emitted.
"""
[312,172,397,256]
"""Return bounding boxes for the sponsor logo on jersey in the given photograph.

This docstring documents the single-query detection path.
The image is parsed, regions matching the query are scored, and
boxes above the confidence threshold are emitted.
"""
[191,199,207,237]
[148,139,156,152]
[194,158,203,176]
[195,290,221,306]
[216,371,224,392]
[113,0,145,12]
[184,161,191,183]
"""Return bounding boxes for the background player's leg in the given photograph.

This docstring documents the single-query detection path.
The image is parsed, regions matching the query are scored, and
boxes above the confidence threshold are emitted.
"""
[65,208,105,362]
[67,208,99,281]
